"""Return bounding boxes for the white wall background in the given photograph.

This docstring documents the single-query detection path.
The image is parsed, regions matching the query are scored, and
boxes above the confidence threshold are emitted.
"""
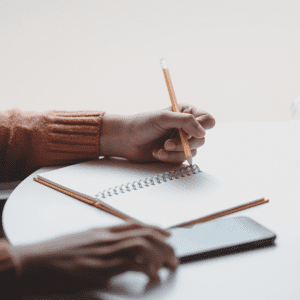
[1,0,300,122]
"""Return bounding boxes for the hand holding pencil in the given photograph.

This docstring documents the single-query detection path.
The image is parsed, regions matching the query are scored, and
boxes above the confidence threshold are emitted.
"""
[100,107,215,164]
[99,59,215,163]
[150,105,214,163]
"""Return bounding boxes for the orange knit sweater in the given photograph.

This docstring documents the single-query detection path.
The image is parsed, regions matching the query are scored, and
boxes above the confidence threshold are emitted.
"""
[0,109,105,287]
[0,109,105,182]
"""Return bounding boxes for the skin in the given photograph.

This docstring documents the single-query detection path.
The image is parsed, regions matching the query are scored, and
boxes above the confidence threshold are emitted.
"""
[13,223,177,295]
[100,104,215,163]
[11,104,215,295]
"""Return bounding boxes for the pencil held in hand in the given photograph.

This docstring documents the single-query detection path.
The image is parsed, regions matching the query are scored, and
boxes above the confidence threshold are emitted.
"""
[161,58,193,166]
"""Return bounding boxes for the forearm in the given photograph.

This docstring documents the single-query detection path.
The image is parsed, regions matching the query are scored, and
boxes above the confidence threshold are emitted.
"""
[0,239,86,297]
[99,114,129,158]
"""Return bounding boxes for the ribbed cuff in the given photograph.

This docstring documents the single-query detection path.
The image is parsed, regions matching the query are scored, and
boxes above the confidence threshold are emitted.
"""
[33,111,105,166]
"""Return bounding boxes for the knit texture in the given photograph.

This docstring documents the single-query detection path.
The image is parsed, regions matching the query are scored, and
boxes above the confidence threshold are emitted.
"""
[0,109,105,182]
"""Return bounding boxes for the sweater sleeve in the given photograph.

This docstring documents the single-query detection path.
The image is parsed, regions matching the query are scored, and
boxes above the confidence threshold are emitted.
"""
[0,109,105,182]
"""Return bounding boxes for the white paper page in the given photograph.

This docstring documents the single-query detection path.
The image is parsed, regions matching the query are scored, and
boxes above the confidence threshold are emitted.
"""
[38,158,185,200]
[38,158,262,228]
[102,170,262,228]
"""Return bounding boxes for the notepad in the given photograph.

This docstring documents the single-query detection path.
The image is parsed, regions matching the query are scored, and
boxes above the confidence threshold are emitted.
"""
[34,158,268,228]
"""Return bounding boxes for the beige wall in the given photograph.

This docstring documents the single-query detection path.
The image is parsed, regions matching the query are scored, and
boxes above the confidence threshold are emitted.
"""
[1,0,300,123]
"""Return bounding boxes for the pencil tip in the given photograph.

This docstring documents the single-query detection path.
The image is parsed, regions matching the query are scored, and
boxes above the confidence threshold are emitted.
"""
[161,58,168,69]
[187,157,193,166]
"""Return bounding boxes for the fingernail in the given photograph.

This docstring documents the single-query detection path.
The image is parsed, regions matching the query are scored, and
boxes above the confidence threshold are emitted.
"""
[159,150,168,160]
[165,141,175,150]
[153,149,159,156]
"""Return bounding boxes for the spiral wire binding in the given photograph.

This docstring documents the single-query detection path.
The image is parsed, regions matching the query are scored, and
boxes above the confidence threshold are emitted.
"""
[95,164,200,199]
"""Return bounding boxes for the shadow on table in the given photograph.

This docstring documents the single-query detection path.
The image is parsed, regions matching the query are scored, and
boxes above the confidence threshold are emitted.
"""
[22,271,177,300]
[22,243,277,300]
[21,242,276,300]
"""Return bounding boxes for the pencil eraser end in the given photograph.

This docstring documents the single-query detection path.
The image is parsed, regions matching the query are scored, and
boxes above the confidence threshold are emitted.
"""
[161,58,168,69]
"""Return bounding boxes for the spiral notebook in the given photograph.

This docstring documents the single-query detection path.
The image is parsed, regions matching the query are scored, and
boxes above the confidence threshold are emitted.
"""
[34,158,268,228]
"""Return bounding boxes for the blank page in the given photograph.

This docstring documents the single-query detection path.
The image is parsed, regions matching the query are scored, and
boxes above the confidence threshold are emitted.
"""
[38,157,262,228]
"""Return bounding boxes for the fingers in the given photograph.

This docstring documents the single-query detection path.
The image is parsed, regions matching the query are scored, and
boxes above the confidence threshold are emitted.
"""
[78,256,126,270]
[196,114,215,130]
[89,223,171,246]
[91,235,175,267]
[157,111,206,139]
[130,237,177,284]
[97,227,170,246]
[164,137,205,152]
[108,221,142,232]
[108,222,171,237]
[108,236,177,283]
[181,105,215,130]
[90,225,178,283]
[164,104,215,130]
[91,223,172,248]
[153,148,197,163]
[126,238,163,283]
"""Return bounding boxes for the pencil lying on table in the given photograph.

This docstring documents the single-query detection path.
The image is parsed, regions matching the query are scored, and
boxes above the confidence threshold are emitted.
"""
[161,58,193,166]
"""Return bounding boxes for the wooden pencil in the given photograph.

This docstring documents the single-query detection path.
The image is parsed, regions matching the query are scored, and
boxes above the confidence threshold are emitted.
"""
[161,58,193,166]
[174,198,269,228]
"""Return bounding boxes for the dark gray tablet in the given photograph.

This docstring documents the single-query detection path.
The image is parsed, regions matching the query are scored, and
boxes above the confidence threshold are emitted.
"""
[168,216,276,261]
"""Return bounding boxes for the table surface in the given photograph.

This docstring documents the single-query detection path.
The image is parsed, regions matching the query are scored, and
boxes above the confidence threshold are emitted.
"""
[1,0,300,123]
[3,121,300,299]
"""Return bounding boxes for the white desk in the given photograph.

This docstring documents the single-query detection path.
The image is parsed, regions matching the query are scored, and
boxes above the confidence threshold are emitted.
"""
[3,122,300,299]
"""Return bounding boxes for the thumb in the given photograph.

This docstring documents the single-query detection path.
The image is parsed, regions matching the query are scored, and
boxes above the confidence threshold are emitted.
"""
[157,111,205,138]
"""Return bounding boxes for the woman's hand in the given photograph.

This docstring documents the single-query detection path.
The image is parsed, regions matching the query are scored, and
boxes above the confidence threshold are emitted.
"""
[100,104,215,163]
[14,222,177,294]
